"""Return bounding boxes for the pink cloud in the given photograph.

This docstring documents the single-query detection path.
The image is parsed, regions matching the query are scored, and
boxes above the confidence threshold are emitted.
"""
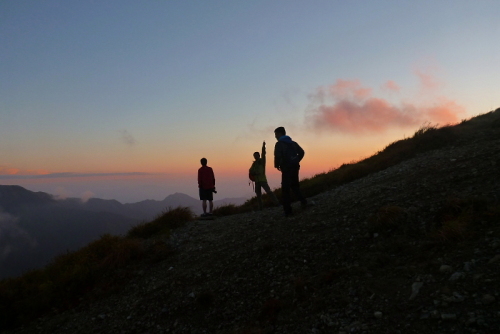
[329,79,372,100]
[383,80,400,92]
[415,69,442,91]
[424,99,464,124]
[307,78,464,134]
[311,79,372,103]
[312,98,418,133]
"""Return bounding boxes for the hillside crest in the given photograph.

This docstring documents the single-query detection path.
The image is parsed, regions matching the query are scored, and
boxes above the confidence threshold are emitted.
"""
[4,109,500,334]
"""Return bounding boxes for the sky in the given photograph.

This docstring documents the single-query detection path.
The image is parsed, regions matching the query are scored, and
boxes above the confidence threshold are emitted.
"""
[1,0,499,203]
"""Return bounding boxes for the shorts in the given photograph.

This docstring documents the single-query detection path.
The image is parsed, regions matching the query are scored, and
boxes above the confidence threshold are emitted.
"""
[199,188,213,201]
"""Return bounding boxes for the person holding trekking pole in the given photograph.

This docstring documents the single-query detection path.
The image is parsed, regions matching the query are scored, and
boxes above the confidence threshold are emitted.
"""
[273,127,307,217]
[249,141,280,210]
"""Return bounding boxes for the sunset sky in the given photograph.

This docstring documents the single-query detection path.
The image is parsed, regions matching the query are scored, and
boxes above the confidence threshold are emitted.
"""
[1,1,499,203]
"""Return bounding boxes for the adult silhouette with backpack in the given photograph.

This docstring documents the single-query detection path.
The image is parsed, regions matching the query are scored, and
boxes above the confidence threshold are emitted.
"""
[249,141,280,210]
[273,126,307,216]
[198,158,216,217]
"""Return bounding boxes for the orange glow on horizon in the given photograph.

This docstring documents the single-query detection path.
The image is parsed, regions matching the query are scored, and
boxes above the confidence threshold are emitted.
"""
[0,166,51,176]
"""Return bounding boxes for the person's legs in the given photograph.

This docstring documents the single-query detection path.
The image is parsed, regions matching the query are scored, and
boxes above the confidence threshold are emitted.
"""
[261,182,279,206]
[255,182,263,210]
[199,188,207,215]
[290,168,307,205]
[281,170,292,216]
[200,188,214,215]
[201,188,214,214]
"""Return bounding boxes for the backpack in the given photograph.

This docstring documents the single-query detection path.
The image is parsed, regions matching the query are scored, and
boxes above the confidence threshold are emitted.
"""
[249,161,258,182]
[282,142,302,167]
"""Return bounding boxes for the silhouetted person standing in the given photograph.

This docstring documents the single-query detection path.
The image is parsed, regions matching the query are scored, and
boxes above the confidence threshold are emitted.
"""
[198,158,215,217]
[274,127,307,216]
[250,141,280,210]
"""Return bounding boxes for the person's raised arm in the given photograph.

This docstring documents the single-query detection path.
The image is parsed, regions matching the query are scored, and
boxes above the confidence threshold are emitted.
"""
[198,168,201,188]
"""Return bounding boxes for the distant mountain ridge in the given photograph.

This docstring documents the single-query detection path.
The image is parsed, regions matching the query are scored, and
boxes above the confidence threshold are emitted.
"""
[62,191,248,220]
[0,186,248,279]
[0,185,55,212]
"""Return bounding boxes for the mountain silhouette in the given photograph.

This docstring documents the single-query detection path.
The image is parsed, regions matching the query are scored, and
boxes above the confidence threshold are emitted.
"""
[60,192,247,219]
[0,185,55,213]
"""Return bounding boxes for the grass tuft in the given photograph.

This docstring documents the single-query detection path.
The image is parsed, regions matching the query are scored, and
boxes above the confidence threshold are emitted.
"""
[430,197,493,243]
[368,205,406,234]
[127,206,193,239]
[432,219,469,242]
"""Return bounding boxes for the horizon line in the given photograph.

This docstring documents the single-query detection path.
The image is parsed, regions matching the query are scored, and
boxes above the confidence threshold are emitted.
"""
[0,172,158,180]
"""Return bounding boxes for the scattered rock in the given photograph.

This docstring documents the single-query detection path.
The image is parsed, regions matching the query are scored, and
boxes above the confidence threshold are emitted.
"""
[409,282,424,300]
[481,294,496,305]
[441,313,457,321]
[439,265,453,274]
[449,272,465,281]
[488,254,500,264]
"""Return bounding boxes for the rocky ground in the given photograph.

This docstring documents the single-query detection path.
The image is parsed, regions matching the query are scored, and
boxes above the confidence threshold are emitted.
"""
[6,131,500,333]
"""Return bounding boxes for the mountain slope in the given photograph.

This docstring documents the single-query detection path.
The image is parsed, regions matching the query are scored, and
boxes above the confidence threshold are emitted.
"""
[5,109,500,334]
